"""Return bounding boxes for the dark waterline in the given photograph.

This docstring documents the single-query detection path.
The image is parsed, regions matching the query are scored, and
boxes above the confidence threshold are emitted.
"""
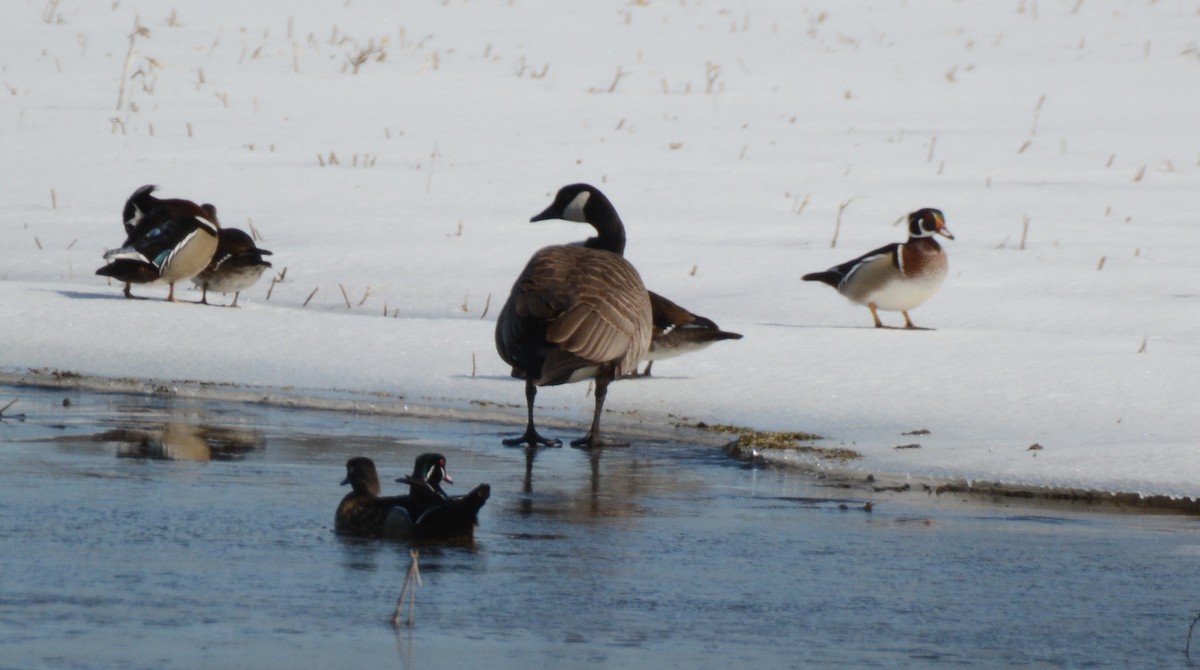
[0,383,1197,669]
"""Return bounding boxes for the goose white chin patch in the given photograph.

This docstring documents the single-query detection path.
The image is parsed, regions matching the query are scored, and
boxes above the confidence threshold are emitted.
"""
[562,191,591,223]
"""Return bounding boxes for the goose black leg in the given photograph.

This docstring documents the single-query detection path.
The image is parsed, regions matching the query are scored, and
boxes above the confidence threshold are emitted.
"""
[571,375,627,448]
[504,379,562,448]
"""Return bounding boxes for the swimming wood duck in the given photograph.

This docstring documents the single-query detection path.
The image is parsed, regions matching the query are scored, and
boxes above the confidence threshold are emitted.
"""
[399,452,453,498]
[802,208,953,329]
[97,185,219,302]
[336,455,489,540]
[495,184,653,449]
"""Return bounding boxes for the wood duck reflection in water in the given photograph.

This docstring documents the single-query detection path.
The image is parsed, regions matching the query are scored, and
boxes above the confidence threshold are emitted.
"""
[110,423,263,461]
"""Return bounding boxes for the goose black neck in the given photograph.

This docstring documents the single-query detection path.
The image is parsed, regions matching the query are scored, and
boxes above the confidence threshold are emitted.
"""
[582,199,627,256]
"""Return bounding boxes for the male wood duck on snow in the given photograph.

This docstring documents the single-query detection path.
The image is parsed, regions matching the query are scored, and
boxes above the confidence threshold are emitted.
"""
[636,291,742,377]
[96,184,220,302]
[802,208,953,329]
[335,455,489,540]
[495,184,653,449]
[191,221,273,307]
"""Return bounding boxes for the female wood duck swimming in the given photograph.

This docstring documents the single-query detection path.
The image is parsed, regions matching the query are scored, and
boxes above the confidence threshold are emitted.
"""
[191,223,273,307]
[802,208,954,329]
[96,184,220,302]
[335,455,489,540]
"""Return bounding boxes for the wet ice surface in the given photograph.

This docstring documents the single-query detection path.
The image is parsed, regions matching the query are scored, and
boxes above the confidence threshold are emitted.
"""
[1,384,1198,669]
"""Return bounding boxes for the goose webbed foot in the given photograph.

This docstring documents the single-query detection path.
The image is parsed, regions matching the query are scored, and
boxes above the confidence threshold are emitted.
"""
[503,429,562,448]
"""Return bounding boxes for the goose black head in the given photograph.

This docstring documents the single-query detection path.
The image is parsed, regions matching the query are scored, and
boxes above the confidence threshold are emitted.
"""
[908,208,953,240]
[530,184,626,255]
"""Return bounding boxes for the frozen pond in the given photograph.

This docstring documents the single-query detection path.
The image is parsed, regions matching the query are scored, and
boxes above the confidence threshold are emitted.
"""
[1,382,1198,669]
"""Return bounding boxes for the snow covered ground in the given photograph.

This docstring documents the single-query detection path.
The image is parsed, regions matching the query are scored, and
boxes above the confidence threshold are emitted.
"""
[2,0,1198,498]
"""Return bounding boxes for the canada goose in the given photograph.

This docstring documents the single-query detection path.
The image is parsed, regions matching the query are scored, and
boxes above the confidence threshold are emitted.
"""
[97,185,220,302]
[802,208,953,329]
[191,224,273,307]
[495,184,653,448]
[637,291,743,376]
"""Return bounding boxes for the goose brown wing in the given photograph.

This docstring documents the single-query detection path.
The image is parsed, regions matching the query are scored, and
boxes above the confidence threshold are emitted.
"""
[543,247,650,375]
[496,245,651,383]
[495,249,573,378]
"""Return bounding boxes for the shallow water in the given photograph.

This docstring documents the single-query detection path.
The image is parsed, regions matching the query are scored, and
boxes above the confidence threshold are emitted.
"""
[1,383,1198,669]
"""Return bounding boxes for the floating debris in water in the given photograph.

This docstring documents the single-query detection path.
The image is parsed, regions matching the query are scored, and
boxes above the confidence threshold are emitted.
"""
[0,398,26,422]
[694,422,860,462]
